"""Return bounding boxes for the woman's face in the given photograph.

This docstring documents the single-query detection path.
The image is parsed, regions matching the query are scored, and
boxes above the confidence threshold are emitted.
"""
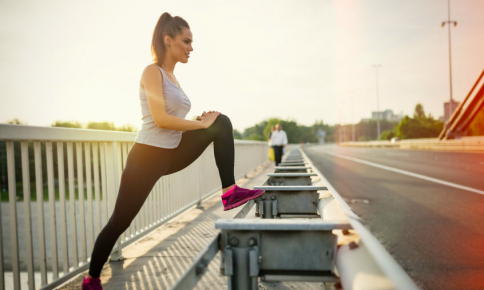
[167,27,193,64]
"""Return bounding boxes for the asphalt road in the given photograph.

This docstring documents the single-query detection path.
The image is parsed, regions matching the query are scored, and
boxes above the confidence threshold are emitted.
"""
[302,145,484,290]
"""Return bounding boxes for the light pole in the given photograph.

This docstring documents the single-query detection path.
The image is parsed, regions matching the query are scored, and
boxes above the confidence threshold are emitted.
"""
[350,91,355,142]
[442,0,457,121]
[372,64,382,140]
[338,103,343,143]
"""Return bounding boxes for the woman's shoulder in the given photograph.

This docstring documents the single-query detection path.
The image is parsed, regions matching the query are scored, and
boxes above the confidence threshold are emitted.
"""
[143,63,162,75]
[141,63,163,84]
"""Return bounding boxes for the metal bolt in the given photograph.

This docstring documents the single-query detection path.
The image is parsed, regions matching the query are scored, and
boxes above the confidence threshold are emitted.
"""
[230,237,239,246]
[261,195,266,200]
[349,241,359,250]
[196,261,206,276]
[249,238,256,246]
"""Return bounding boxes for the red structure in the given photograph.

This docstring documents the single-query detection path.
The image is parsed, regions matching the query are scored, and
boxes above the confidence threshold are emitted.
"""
[439,69,484,140]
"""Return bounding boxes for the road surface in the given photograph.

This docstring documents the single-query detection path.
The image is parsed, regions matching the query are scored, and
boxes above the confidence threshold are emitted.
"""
[302,145,484,290]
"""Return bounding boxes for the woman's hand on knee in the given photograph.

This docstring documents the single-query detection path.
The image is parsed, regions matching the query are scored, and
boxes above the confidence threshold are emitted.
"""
[196,110,218,121]
[200,111,221,128]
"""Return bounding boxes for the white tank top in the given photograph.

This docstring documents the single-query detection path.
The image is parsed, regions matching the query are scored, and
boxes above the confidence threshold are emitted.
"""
[134,66,192,148]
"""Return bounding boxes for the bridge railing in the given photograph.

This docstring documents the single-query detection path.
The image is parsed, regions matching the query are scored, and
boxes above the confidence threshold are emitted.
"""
[340,136,484,151]
[0,124,268,290]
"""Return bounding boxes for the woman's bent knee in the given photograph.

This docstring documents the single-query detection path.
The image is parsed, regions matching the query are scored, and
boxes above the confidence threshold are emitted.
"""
[213,114,232,128]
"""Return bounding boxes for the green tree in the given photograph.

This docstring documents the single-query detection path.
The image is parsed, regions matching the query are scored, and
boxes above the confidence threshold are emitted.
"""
[346,120,398,141]
[233,129,242,140]
[395,104,444,139]
[87,121,116,131]
[6,118,27,125]
[243,118,336,144]
[52,120,83,128]
[263,119,301,143]
[413,103,425,119]
[380,130,395,141]
[242,120,268,140]
[249,134,265,141]
[117,124,137,132]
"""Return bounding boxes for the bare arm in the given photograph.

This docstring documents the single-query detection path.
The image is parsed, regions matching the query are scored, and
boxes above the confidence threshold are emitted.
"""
[141,64,218,131]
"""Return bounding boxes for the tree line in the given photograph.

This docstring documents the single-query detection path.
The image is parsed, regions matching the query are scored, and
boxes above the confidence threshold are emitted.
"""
[236,103,483,143]
[335,104,445,142]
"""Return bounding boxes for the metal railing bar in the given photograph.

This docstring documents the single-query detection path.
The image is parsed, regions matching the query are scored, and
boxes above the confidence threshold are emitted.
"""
[0,157,4,290]
[66,142,79,267]
[99,142,109,227]
[46,142,59,279]
[105,141,122,260]
[21,141,36,290]
[6,141,21,290]
[84,142,95,255]
[56,141,70,274]
[76,142,87,263]
[92,142,102,236]
[34,141,48,286]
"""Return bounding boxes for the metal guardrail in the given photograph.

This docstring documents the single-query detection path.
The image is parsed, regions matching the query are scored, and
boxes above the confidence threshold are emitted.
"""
[340,136,484,151]
[171,146,421,290]
[0,124,268,290]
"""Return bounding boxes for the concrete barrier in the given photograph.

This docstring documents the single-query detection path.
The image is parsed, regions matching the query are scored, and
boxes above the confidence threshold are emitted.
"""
[340,136,484,152]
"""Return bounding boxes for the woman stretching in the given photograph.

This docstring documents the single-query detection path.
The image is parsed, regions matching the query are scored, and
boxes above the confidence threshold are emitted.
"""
[82,12,265,290]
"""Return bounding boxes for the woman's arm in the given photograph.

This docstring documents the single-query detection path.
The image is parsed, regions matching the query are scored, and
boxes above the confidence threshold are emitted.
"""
[141,64,214,131]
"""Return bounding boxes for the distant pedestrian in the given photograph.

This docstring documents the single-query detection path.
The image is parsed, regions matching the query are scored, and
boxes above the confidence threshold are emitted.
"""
[267,125,276,161]
[270,124,288,166]
[268,125,275,142]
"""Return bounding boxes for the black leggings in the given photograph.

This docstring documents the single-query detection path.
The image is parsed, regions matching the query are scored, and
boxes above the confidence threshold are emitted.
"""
[88,114,235,278]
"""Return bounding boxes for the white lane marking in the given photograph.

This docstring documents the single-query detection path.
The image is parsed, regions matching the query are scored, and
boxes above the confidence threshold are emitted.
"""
[324,151,484,196]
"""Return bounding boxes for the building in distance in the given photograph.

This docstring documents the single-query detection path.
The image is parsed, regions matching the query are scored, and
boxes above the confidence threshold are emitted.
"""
[439,100,461,122]
[361,109,403,123]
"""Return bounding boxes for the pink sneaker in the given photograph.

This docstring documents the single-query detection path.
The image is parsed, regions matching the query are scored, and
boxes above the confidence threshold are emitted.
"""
[222,185,265,211]
[82,276,103,290]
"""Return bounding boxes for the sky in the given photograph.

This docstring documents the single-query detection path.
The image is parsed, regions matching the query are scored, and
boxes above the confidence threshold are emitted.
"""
[0,0,483,132]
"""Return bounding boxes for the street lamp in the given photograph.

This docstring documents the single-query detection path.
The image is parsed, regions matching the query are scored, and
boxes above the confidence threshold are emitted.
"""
[442,0,457,121]
[350,91,355,142]
[372,64,382,140]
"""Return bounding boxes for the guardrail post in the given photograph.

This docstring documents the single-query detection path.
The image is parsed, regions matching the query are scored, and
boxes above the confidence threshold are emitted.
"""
[225,244,253,290]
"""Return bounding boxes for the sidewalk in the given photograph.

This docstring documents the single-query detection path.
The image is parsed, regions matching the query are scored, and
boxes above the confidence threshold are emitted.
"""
[58,149,336,290]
